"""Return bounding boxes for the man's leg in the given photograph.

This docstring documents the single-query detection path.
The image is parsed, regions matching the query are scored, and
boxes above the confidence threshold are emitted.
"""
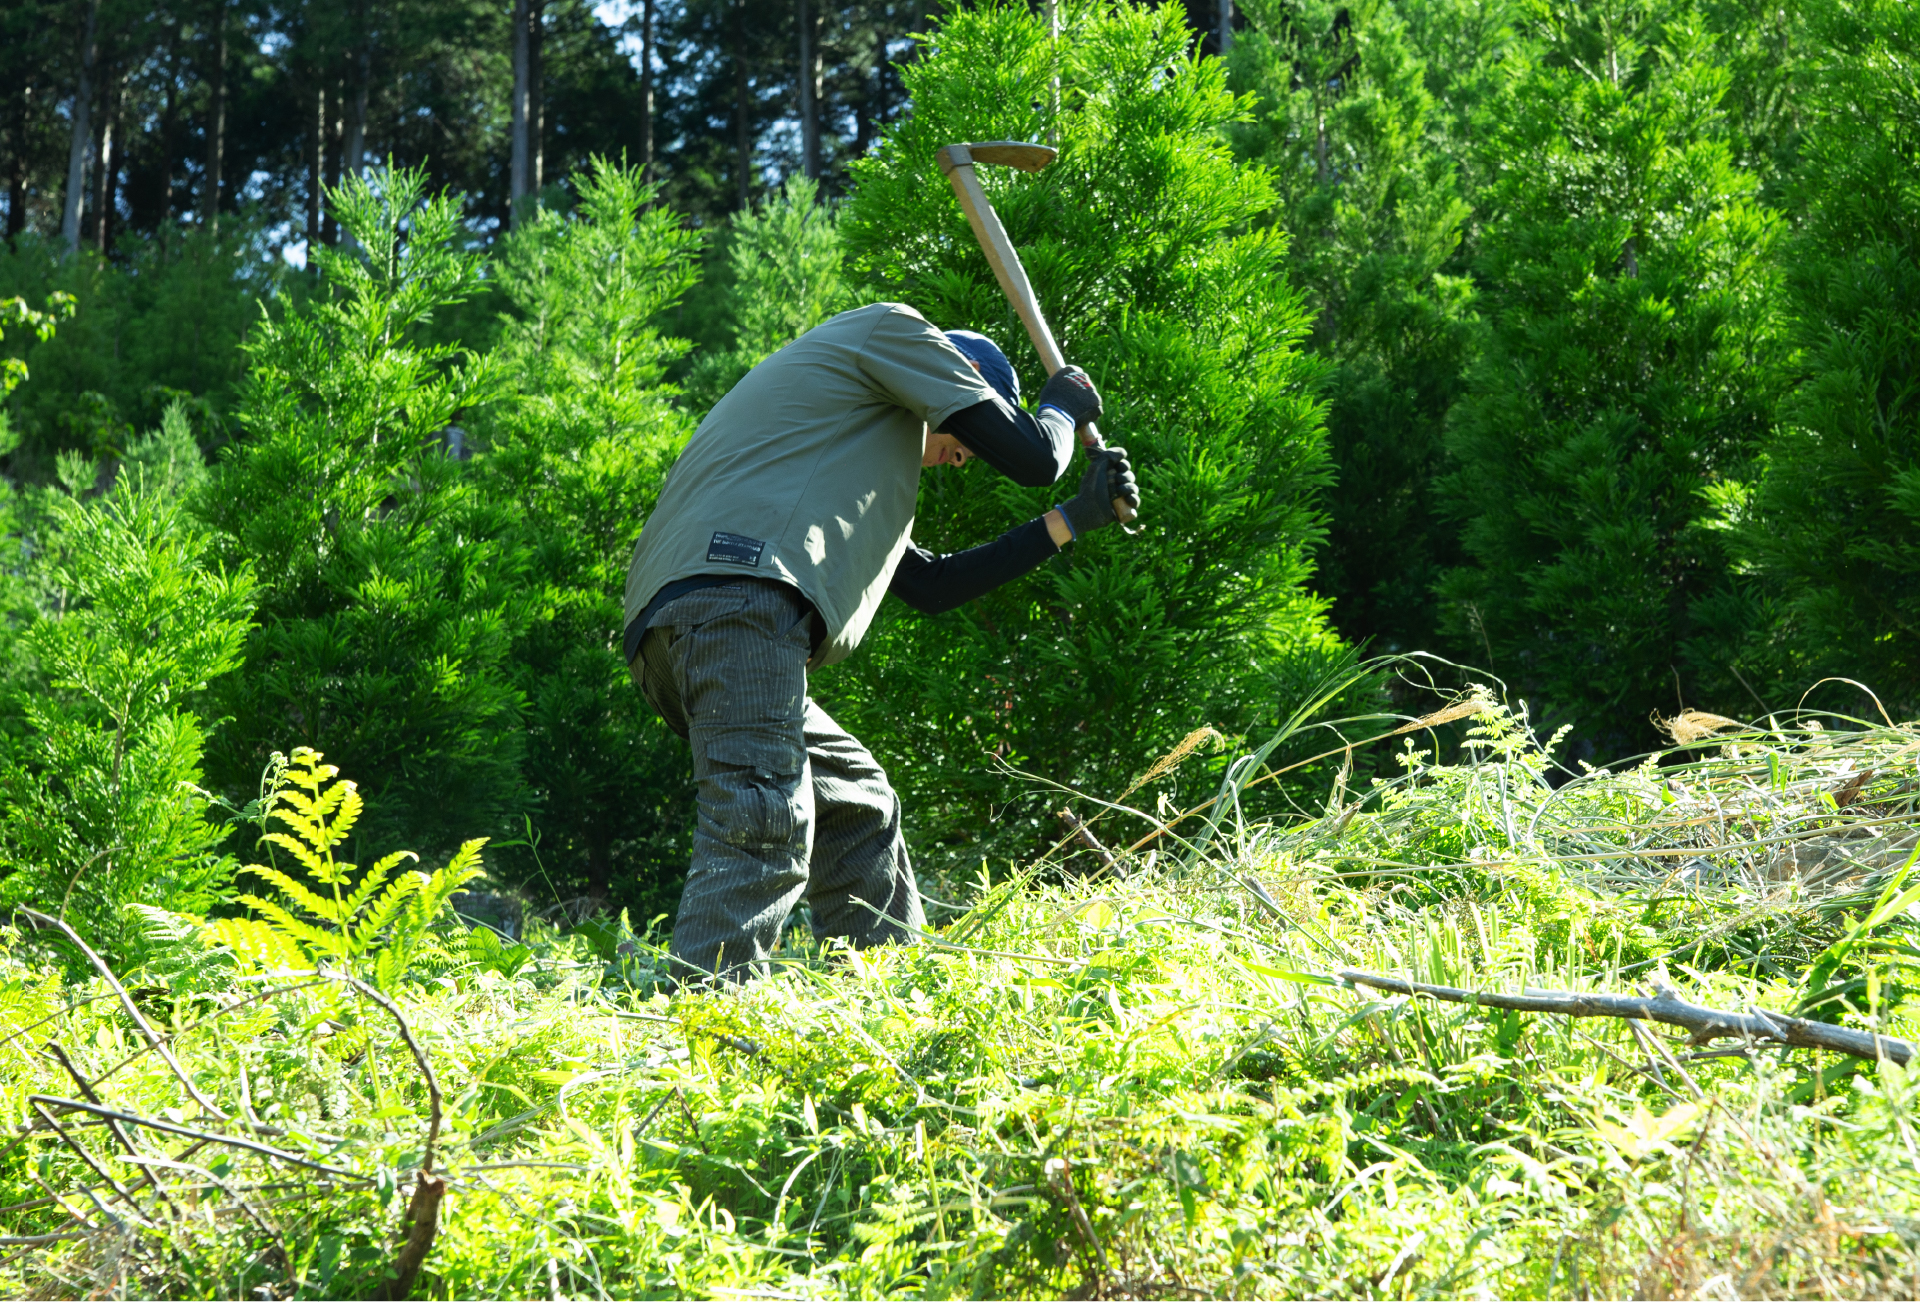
[639,581,818,982]
[801,698,923,948]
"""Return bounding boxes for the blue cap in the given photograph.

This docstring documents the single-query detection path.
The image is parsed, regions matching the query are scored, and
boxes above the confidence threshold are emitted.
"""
[945,330,1020,405]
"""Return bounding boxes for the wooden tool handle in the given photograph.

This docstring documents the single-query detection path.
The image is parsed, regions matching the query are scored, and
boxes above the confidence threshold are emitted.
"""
[937,143,1138,526]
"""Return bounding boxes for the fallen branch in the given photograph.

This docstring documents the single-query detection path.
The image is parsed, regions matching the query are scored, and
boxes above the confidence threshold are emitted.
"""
[314,966,443,1175]
[1339,970,1914,1065]
[28,1096,358,1178]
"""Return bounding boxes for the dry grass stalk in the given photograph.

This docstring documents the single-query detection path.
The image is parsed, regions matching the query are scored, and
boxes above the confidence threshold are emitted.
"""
[1122,726,1222,797]
[1656,708,1747,744]
[1386,687,1499,737]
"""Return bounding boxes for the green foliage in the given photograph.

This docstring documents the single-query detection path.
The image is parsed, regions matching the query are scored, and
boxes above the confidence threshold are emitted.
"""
[837,0,1346,868]
[228,747,488,991]
[1713,0,1920,718]
[0,232,266,476]
[8,713,1920,1298]
[0,290,73,402]
[202,165,528,858]
[0,473,256,960]
[479,157,704,908]
[1231,0,1479,653]
[682,174,852,409]
[1437,2,1783,751]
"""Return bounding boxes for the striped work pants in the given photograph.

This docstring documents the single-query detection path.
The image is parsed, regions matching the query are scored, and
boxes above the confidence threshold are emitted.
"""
[631,578,922,982]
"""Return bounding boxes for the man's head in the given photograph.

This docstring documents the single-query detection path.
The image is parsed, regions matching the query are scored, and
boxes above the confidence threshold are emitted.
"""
[926,330,1019,469]
[945,330,1019,405]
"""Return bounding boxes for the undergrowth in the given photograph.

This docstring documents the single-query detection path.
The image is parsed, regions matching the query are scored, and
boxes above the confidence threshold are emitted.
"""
[5,701,1920,1300]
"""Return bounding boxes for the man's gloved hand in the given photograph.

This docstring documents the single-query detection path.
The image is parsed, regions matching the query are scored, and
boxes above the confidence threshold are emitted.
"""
[1058,446,1140,540]
[1036,365,1103,429]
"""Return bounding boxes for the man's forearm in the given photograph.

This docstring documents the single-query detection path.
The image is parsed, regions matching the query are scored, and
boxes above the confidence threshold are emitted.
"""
[889,517,1064,614]
[939,399,1074,487]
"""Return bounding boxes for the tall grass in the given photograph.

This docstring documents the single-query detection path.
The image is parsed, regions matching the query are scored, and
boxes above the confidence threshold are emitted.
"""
[5,694,1920,1299]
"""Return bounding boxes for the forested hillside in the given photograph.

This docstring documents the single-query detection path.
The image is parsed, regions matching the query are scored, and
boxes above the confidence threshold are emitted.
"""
[4,1,1920,1296]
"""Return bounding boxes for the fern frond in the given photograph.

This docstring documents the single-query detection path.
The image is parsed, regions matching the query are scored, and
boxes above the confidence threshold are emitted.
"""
[373,944,407,993]
[344,850,420,917]
[203,917,312,973]
[238,895,346,960]
[258,829,328,879]
[330,783,364,845]
[352,872,427,949]
[410,838,489,928]
[128,904,202,946]
[243,862,347,924]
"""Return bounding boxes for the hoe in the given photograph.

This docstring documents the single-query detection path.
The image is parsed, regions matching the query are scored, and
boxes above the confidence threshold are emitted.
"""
[936,140,1139,526]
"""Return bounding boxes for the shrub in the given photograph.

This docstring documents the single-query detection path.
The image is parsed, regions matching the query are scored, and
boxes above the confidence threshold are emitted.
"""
[0,467,256,959]
[1230,0,1479,656]
[1714,0,1920,718]
[201,166,529,859]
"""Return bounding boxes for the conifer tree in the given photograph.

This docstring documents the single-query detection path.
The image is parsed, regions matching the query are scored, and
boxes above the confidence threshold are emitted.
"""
[681,174,850,409]
[1230,0,1478,653]
[202,166,528,856]
[1716,0,1920,715]
[1438,2,1781,751]
[478,158,703,907]
[838,0,1341,865]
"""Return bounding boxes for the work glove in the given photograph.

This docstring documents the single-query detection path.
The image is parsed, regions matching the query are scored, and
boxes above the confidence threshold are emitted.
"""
[1036,365,1103,430]
[1057,445,1139,540]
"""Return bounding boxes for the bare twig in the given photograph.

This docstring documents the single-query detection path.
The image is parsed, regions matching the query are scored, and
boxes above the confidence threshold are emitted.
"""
[13,907,226,1118]
[1056,809,1121,876]
[43,1042,180,1218]
[315,966,443,1174]
[27,1100,151,1226]
[1339,971,1914,1065]
[29,1096,357,1178]
[86,977,328,1091]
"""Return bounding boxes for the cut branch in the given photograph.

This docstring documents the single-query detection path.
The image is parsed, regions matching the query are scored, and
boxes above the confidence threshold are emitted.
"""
[1340,970,1913,1065]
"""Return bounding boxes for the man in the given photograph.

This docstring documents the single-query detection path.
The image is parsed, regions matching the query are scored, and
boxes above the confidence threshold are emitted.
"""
[624,301,1140,982]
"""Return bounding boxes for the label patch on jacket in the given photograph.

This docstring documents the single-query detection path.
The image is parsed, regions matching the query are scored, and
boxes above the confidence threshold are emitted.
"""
[707,532,766,566]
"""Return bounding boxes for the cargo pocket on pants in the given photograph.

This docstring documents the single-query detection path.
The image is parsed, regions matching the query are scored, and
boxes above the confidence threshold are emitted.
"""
[700,727,808,854]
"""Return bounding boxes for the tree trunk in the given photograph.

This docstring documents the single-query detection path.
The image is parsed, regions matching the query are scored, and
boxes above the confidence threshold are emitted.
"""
[159,30,179,253]
[201,0,227,232]
[640,0,654,180]
[1044,0,1059,143]
[93,70,116,252]
[734,0,751,210]
[797,0,817,179]
[1217,0,1233,56]
[61,0,100,257]
[510,0,529,226]
[9,90,31,242]
[305,81,322,250]
[322,80,341,245]
[345,15,368,184]
[531,0,545,194]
